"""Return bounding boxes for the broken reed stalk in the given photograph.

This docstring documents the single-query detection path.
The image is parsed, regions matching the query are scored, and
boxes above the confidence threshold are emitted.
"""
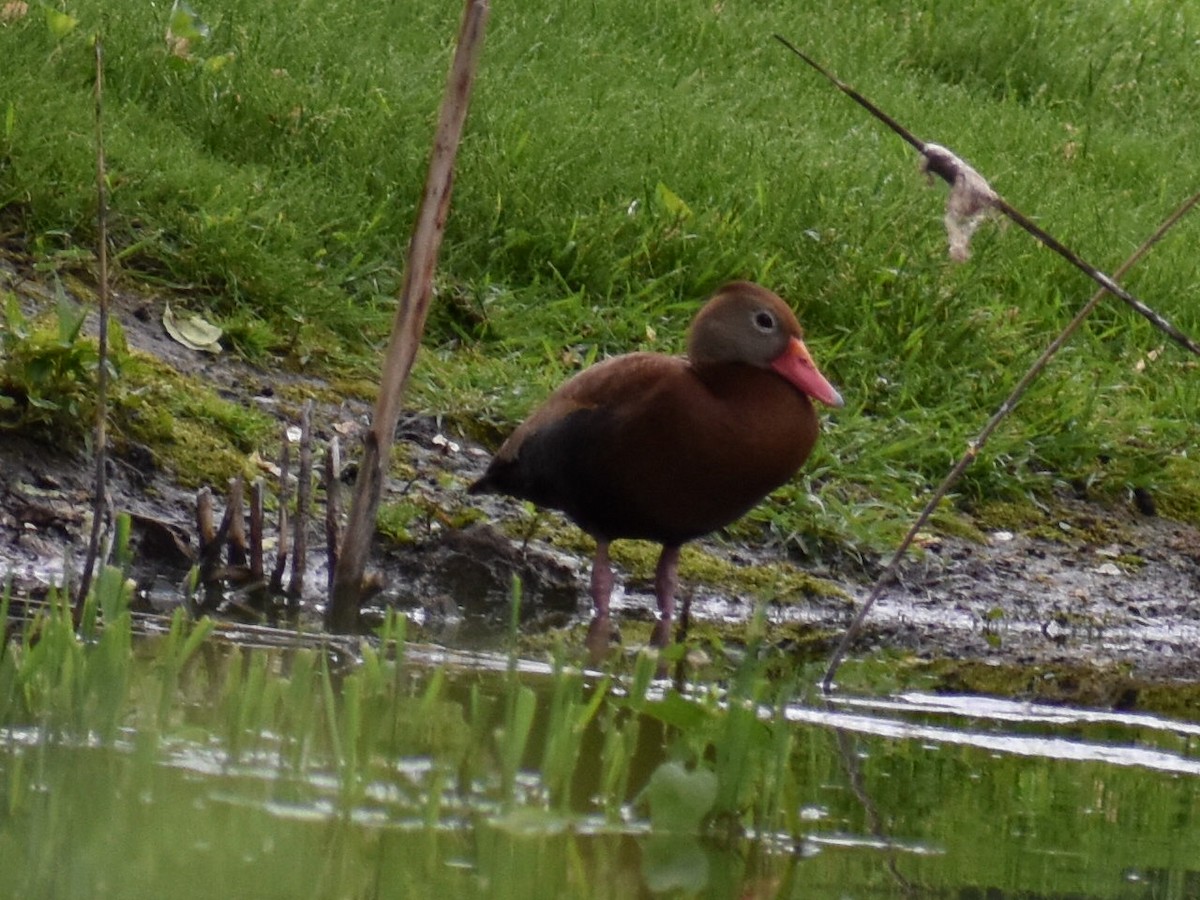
[822,189,1200,690]
[195,486,228,610]
[328,0,490,632]
[191,454,312,615]
[325,437,342,596]
[76,36,111,620]
[249,477,266,610]
[269,424,291,595]
[774,35,1200,358]
[226,476,247,568]
[288,400,313,601]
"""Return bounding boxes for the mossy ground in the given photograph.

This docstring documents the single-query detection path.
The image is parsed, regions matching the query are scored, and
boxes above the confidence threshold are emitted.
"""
[114,352,276,488]
[3,1,1200,709]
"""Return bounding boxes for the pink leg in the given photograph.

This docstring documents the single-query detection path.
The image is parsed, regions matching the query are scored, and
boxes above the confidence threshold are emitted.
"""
[586,540,616,661]
[651,545,680,646]
[590,540,614,618]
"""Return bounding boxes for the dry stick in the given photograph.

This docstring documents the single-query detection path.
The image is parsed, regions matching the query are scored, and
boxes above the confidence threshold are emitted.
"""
[226,476,247,568]
[195,487,227,610]
[774,36,1200,358]
[288,400,313,601]
[268,426,291,596]
[76,37,111,619]
[249,477,266,610]
[325,437,342,596]
[822,189,1200,691]
[196,488,216,555]
[328,0,490,632]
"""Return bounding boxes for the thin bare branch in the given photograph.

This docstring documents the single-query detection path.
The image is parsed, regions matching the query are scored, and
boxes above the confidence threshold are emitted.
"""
[249,477,266,611]
[76,35,111,619]
[268,427,291,596]
[775,36,1200,356]
[329,0,490,632]
[288,400,313,601]
[822,189,1200,690]
[325,437,342,596]
[226,475,247,568]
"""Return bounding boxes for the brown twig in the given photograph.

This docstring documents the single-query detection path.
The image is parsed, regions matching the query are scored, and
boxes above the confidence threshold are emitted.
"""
[226,476,247,568]
[325,437,342,596]
[76,36,111,620]
[268,424,291,595]
[195,486,231,610]
[328,0,490,632]
[248,477,267,611]
[822,189,1200,690]
[774,35,1200,357]
[288,400,313,601]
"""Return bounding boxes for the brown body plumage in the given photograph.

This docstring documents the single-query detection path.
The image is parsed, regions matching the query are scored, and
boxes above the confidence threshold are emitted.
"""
[470,281,842,645]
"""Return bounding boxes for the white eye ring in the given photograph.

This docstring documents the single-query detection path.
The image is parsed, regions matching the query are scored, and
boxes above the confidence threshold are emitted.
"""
[753,310,776,332]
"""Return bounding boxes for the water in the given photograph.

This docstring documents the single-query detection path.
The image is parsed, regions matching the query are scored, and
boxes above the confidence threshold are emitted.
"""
[3,673,1199,899]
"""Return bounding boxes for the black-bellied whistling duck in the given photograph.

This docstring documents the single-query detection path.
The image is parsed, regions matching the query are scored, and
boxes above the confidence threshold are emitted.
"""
[469,281,843,646]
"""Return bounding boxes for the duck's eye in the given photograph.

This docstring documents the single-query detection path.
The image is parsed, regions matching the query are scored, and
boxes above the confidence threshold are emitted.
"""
[753,310,776,331]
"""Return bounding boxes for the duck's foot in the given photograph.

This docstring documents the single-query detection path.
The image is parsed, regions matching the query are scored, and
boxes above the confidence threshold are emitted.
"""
[590,540,614,617]
[650,614,674,648]
[585,613,618,663]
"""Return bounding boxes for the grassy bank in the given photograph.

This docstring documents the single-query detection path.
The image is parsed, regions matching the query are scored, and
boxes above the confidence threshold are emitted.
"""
[1,0,1198,554]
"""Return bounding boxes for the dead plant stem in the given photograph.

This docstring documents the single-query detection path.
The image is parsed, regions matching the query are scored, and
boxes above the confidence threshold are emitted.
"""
[328,0,490,631]
[77,36,111,619]
[822,189,1200,690]
[774,35,1200,357]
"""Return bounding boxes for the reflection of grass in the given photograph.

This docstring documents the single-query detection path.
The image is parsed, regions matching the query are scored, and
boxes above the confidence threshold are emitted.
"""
[6,527,1200,894]
[1,524,826,862]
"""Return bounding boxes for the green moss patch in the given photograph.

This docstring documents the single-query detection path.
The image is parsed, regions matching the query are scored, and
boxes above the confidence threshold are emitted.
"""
[113,352,275,488]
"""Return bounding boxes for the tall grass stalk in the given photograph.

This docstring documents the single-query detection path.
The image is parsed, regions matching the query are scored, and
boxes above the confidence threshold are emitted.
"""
[542,654,610,810]
[77,35,113,616]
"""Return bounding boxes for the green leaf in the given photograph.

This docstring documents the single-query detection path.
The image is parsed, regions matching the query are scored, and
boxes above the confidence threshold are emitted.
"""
[641,761,717,834]
[45,8,79,39]
[25,356,52,383]
[95,565,128,623]
[640,692,712,731]
[655,181,693,219]
[56,292,86,344]
[3,294,28,340]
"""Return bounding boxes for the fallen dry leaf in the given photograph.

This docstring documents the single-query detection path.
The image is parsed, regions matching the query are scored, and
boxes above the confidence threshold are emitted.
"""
[163,302,223,354]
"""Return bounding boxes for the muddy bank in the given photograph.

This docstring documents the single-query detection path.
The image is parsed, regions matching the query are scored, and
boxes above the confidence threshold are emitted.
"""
[2,260,1199,699]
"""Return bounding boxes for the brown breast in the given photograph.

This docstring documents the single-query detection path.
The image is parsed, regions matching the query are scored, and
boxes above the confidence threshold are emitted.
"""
[471,352,819,546]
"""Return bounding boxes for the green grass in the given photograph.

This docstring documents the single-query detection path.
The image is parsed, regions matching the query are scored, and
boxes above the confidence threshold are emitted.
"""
[1,0,1198,553]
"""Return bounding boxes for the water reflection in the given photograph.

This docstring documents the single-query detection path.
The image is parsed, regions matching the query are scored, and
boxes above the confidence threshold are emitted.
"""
[3,674,1200,897]
[789,693,1200,775]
